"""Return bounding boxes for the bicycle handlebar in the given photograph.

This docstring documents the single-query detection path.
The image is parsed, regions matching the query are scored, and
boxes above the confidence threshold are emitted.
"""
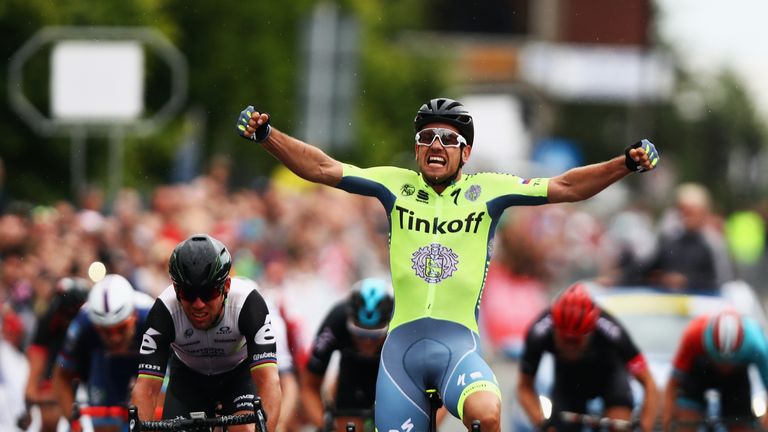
[127,397,268,432]
[132,412,257,431]
[548,411,637,431]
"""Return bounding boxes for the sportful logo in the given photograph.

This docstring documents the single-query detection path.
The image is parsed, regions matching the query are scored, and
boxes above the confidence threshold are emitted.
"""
[464,184,481,201]
[140,328,161,354]
[416,190,429,203]
[395,205,485,234]
[411,243,459,283]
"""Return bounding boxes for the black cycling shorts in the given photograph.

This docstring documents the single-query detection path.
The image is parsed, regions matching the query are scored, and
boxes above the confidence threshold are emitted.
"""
[552,357,634,414]
[336,364,377,411]
[677,358,753,418]
[162,354,255,419]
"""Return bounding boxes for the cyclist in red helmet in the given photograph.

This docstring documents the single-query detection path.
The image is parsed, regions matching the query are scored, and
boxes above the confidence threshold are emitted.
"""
[517,283,659,432]
[663,310,768,431]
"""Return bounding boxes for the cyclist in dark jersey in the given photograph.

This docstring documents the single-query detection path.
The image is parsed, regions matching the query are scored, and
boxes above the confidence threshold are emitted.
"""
[302,278,393,432]
[237,98,659,432]
[663,310,768,432]
[53,274,154,432]
[130,234,281,432]
[517,283,658,432]
[25,277,90,432]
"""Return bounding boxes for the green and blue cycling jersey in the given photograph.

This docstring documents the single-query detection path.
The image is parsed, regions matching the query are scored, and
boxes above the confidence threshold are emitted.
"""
[336,164,550,429]
[337,164,549,333]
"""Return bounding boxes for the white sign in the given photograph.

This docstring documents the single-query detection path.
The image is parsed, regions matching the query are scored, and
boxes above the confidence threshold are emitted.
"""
[51,40,144,122]
[521,42,674,102]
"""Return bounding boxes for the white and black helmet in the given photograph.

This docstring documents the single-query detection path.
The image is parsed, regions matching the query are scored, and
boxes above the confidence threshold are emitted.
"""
[87,274,136,327]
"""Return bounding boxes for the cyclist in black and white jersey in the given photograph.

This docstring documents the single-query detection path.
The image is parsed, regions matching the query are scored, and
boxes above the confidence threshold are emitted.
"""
[130,234,281,432]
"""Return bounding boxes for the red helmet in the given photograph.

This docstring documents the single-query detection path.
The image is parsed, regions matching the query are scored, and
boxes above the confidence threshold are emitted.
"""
[551,283,600,337]
[705,310,744,358]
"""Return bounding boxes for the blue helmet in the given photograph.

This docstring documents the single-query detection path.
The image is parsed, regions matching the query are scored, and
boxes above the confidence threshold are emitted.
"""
[347,278,394,336]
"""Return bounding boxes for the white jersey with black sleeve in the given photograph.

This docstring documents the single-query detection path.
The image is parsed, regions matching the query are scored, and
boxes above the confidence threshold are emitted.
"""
[137,277,277,378]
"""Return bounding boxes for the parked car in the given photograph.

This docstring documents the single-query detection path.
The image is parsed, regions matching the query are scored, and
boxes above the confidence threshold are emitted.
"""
[510,280,768,431]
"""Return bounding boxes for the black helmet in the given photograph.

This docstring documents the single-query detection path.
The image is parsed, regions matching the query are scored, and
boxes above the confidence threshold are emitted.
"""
[346,278,394,338]
[169,234,231,300]
[54,277,91,317]
[414,98,474,146]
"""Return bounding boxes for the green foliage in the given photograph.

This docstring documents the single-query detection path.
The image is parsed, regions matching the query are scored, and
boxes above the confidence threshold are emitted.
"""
[0,0,452,204]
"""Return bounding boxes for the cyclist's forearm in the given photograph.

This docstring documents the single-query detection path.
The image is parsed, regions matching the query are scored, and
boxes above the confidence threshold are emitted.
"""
[517,375,544,425]
[662,377,679,430]
[277,372,300,431]
[634,368,659,431]
[130,376,161,421]
[25,349,47,400]
[548,156,629,203]
[51,366,76,420]
[252,368,281,432]
[260,128,342,186]
[300,381,325,427]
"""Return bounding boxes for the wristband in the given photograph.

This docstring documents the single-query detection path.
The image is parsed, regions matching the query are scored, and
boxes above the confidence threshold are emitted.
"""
[624,141,642,172]
[253,123,272,142]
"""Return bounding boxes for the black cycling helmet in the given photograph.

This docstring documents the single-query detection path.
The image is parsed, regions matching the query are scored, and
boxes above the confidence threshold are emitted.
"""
[346,278,394,338]
[414,98,474,147]
[169,234,232,301]
[54,277,91,318]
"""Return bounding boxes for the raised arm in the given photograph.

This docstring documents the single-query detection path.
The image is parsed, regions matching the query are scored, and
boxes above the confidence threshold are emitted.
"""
[237,107,343,186]
[548,140,658,203]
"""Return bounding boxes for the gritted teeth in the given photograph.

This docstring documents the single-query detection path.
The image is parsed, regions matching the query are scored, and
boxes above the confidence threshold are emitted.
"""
[428,156,446,166]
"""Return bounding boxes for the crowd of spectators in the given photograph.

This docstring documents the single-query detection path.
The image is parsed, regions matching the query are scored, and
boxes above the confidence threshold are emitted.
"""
[1,156,768,427]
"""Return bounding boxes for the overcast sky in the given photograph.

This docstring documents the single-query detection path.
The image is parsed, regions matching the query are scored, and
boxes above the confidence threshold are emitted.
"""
[655,0,768,119]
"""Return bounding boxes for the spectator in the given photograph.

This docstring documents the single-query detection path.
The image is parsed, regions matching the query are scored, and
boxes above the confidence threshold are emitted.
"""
[647,183,732,291]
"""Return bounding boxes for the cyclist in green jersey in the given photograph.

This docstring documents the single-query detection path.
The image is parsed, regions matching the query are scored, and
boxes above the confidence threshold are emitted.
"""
[237,98,659,432]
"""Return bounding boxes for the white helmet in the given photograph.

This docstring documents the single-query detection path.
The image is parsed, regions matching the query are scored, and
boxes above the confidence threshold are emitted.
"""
[87,274,136,327]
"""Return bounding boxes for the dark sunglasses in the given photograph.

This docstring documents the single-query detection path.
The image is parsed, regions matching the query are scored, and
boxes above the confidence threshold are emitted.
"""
[346,318,388,339]
[176,284,224,303]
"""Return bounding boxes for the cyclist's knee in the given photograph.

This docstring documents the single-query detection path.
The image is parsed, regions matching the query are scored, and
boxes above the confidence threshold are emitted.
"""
[462,391,500,432]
